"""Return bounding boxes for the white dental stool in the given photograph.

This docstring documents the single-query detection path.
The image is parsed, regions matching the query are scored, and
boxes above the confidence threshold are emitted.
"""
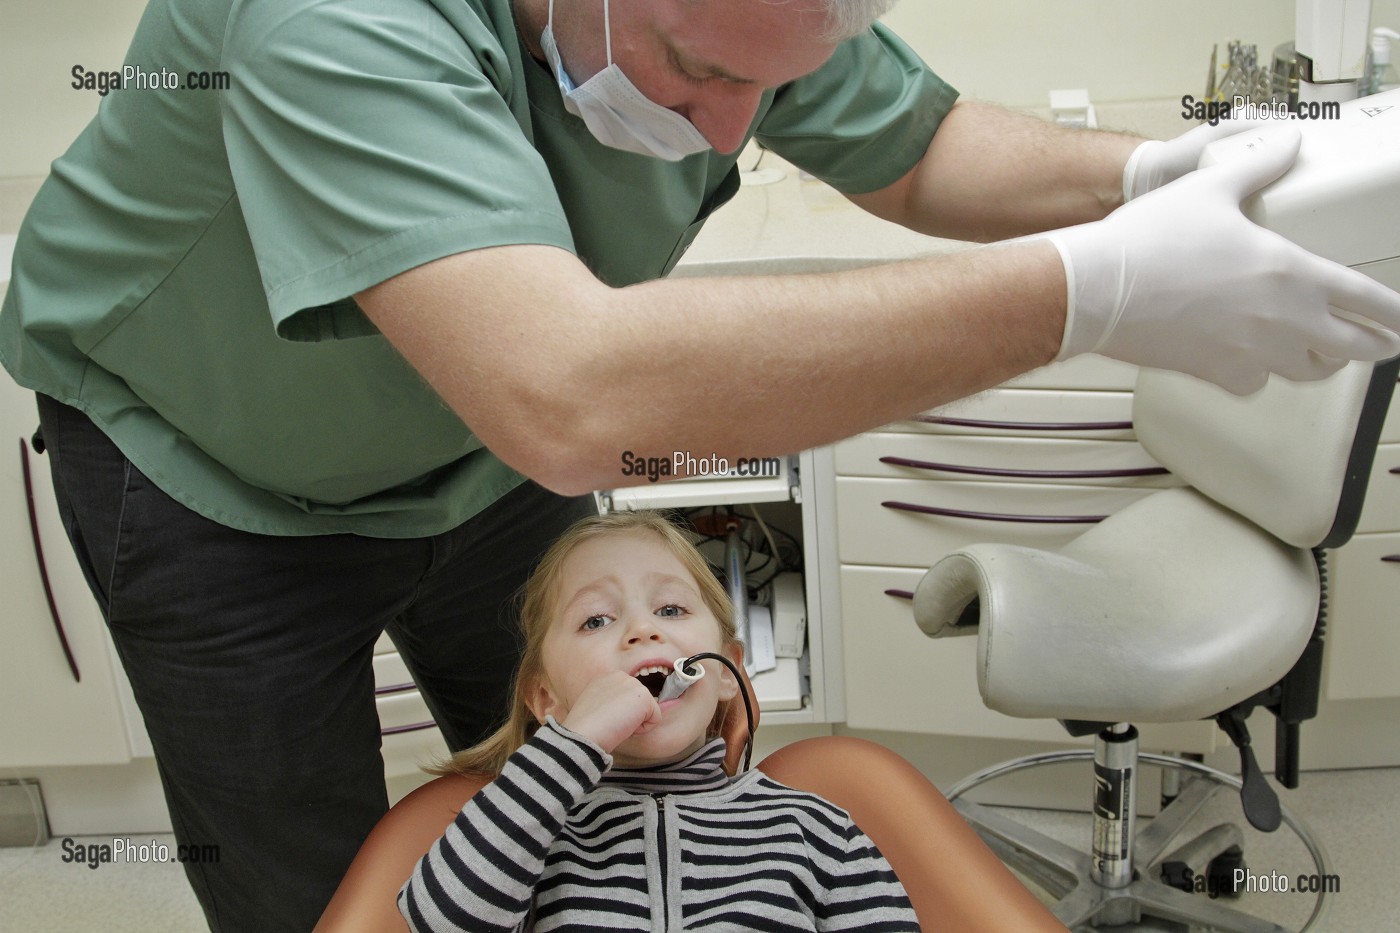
[912,95,1400,933]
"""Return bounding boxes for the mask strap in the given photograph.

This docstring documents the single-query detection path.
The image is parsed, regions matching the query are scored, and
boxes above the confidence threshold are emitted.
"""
[547,0,613,67]
[602,0,613,65]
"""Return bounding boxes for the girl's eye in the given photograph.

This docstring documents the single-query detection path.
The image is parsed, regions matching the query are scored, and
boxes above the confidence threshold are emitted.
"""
[656,604,687,618]
[582,615,613,631]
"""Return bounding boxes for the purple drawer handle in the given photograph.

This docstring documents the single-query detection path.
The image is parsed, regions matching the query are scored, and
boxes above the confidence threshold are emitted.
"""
[375,682,417,697]
[381,720,439,737]
[1390,467,1399,475]
[914,415,1133,432]
[879,455,1168,480]
[1382,555,1400,564]
[881,499,1107,525]
[20,439,81,683]
[885,588,915,600]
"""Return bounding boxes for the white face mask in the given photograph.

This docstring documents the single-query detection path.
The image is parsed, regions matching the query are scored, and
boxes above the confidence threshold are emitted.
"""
[541,0,711,161]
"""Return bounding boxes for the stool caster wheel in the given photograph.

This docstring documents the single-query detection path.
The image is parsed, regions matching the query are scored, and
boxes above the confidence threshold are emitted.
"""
[1208,846,1247,899]
[1160,860,1196,893]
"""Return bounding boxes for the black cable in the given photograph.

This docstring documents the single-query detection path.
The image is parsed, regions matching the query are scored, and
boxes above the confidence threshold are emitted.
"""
[679,651,756,772]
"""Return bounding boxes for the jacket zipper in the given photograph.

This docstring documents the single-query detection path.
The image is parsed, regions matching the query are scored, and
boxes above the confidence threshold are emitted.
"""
[654,794,669,931]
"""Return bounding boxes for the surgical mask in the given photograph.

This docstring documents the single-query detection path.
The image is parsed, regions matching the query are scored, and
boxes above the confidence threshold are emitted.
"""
[541,0,711,161]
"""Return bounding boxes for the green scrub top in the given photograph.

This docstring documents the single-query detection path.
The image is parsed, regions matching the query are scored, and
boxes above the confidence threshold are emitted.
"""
[0,0,957,537]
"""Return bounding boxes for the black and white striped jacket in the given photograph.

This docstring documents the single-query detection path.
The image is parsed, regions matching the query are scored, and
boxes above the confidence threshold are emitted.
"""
[399,718,920,931]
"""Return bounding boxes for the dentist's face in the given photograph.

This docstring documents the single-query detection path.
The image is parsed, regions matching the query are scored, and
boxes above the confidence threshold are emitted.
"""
[528,529,739,766]
[545,0,840,154]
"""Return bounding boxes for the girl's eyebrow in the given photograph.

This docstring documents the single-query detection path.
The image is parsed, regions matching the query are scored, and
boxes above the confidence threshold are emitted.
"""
[560,571,698,611]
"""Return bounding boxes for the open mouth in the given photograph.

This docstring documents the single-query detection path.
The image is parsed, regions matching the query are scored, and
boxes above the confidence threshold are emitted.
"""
[634,665,671,698]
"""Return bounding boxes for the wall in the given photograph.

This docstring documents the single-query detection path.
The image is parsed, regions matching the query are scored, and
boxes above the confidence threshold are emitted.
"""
[1,0,150,183]
[5,0,1400,182]
[890,1,1340,107]
[886,1,1400,109]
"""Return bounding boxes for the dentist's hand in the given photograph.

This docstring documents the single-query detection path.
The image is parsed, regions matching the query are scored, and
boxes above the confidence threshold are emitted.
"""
[1122,116,1273,201]
[561,671,663,754]
[1045,126,1400,395]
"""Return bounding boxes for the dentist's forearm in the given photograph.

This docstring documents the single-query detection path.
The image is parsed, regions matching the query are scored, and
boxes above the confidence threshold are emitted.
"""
[849,100,1143,242]
[357,240,1065,495]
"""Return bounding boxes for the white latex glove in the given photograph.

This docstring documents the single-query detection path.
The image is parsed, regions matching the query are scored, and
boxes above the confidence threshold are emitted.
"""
[1045,126,1400,395]
[1122,117,1271,201]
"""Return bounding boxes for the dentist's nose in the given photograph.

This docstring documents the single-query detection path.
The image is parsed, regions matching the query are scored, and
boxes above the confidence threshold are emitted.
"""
[689,90,763,155]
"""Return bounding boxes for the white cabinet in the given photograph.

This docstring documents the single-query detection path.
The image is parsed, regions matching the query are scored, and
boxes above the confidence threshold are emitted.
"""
[600,455,830,727]
[816,359,1400,765]
[372,633,451,781]
[0,375,468,784]
[815,357,1219,753]
[0,266,438,783]
[1323,394,1400,702]
[0,377,140,767]
[0,258,145,769]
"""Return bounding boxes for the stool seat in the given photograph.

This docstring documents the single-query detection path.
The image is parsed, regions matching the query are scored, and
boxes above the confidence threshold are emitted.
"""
[914,487,1319,723]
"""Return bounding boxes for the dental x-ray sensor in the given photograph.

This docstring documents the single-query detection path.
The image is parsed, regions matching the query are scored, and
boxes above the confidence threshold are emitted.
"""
[1200,87,1400,289]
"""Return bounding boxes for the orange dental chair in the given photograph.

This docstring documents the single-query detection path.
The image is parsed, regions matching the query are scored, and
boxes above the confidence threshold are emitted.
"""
[315,685,1067,932]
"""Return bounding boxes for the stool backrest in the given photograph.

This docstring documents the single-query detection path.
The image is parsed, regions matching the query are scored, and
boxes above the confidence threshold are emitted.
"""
[1134,358,1396,549]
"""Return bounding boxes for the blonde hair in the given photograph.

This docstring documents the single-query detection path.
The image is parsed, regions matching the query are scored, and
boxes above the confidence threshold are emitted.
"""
[432,510,739,776]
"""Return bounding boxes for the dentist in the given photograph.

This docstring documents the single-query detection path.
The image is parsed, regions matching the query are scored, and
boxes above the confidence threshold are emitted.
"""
[3,0,1398,930]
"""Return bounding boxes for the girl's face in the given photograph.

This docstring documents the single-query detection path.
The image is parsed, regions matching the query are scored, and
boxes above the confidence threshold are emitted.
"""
[528,529,739,767]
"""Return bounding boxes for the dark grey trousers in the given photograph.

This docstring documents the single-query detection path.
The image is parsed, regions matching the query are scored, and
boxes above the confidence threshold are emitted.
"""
[35,393,593,932]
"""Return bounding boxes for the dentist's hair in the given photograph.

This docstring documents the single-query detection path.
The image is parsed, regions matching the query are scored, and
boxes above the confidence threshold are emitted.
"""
[431,510,738,776]
[815,0,898,40]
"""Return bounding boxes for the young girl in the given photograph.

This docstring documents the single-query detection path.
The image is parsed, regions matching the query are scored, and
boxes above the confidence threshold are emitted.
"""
[397,510,919,931]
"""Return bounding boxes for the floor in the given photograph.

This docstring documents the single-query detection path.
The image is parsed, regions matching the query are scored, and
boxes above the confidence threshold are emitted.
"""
[0,767,1395,931]
[986,765,1400,931]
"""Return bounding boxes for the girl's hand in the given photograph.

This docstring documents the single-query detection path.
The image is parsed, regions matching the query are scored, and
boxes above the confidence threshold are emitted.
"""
[560,671,663,754]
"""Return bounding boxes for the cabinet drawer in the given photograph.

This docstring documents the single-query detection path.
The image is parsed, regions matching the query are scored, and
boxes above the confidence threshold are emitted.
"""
[382,718,450,779]
[835,476,1155,568]
[369,635,444,748]
[373,650,415,692]
[1,426,136,767]
[834,433,1178,487]
[377,689,438,734]
[840,566,1071,740]
[1357,443,1400,533]
[838,566,1215,750]
[1325,533,1400,701]
[882,388,1136,440]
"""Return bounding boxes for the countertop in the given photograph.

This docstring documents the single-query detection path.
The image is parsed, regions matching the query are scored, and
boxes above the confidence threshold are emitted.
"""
[674,97,1189,275]
[675,159,959,276]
